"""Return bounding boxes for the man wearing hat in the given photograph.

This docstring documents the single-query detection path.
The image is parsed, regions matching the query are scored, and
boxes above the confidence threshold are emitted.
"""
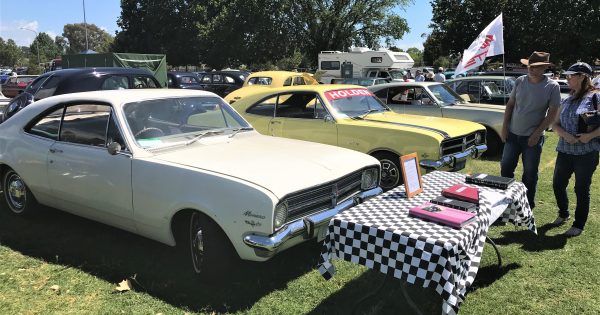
[500,51,561,209]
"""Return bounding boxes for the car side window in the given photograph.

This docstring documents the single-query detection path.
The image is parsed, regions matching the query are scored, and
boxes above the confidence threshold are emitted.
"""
[25,76,48,94]
[133,76,158,88]
[454,82,469,95]
[283,77,292,86]
[181,76,198,84]
[201,75,211,83]
[247,96,276,117]
[374,88,389,103]
[389,87,413,104]
[224,76,235,84]
[107,112,127,150]
[60,104,112,147]
[293,76,306,85]
[102,76,129,90]
[275,92,322,119]
[34,76,61,100]
[27,107,64,140]
[212,74,223,84]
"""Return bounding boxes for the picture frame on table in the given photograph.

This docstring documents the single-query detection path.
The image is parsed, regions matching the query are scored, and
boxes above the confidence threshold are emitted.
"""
[400,152,423,198]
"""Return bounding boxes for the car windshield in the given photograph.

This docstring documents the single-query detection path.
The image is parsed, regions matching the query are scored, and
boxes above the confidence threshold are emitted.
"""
[247,77,273,85]
[428,84,466,106]
[123,96,251,149]
[324,88,388,118]
[389,70,406,80]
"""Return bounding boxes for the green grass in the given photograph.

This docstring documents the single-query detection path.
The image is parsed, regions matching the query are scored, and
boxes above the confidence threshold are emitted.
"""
[1,132,599,314]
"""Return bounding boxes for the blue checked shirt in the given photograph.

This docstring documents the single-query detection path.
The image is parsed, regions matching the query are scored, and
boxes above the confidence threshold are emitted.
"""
[556,92,600,155]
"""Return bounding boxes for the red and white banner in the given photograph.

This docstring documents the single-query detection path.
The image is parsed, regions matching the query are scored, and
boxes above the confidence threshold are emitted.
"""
[454,13,504,76]
[324,88,373,101]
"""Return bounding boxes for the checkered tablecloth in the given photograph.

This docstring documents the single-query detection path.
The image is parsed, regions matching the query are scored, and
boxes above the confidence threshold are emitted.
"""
[318,171,536,315]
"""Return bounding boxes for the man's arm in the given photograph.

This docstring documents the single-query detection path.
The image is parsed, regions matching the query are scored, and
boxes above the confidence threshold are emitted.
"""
[527,105,559,146]
[500,96,515,143]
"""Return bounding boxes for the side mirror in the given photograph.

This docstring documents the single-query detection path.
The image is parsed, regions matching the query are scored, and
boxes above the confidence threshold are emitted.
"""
[324,114,334,123]
[107,142,122,155]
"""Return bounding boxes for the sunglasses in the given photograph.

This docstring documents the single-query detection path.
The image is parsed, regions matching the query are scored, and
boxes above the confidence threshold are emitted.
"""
[566,73,582,79]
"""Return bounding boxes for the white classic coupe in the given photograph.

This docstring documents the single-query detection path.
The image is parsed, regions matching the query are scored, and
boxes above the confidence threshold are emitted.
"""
[0,89,381,277]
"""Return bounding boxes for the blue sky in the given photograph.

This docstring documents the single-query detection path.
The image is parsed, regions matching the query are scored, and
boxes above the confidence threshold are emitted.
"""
[0,0,431,50]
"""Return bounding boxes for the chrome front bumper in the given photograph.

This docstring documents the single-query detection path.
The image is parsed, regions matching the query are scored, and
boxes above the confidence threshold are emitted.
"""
[420,144,488,170]
[243,187,382,258]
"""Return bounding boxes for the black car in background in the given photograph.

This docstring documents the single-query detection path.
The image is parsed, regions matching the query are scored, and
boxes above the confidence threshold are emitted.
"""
[1,67,161,123]
[197,70,250,97]
[167,71,204,89]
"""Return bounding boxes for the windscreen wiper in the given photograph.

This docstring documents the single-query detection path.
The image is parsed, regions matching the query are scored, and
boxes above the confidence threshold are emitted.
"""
[228,127,254,138]
[355,109,380,120]
[185,130,225,146]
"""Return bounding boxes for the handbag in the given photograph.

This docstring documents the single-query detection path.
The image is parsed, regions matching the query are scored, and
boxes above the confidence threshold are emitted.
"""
[577,93,600,134]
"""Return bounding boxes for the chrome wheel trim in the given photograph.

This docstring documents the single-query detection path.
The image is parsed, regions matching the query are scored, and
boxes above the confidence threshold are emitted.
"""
[5,172,26,213]
[379,159,400,190]
[189,212,205,273]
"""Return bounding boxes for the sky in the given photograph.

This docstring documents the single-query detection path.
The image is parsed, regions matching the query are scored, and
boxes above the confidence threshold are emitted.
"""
[0,0,431,50]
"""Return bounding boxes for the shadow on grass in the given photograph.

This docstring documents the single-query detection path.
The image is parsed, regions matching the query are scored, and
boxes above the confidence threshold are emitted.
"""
[468,262,520,293]
[0,206,323,313]
[491,224,568,252]
[309,270,442,315]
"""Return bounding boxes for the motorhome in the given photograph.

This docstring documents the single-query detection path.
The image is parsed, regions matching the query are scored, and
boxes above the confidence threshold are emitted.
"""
[318,47,414,83]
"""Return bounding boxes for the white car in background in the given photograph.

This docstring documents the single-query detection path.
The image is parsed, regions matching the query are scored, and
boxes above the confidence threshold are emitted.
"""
[0,89,381,278]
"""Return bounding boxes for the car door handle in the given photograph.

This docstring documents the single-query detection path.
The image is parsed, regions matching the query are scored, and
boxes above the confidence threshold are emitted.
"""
[49,148,63,153]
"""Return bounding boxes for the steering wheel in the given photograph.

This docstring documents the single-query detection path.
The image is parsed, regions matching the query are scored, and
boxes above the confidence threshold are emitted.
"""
[134,127,164,138]
[135,83,145,88]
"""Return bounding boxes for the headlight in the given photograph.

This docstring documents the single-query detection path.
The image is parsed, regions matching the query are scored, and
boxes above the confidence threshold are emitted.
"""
[474,131,484,144]
[361,168,379,190]
[273,202,288,230]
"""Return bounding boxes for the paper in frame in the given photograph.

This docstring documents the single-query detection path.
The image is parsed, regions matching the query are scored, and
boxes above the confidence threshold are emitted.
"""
[400,152,423,198]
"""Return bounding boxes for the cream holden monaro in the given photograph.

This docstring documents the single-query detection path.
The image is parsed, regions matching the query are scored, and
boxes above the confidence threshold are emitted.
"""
[0,89,381,278]
[231,85,488,191]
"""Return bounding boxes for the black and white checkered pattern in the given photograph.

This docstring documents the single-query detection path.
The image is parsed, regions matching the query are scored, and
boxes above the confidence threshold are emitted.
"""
[318,171,536,315]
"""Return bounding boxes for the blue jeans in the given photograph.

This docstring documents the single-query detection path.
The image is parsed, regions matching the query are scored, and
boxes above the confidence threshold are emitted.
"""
[553,151,599,230]
[500,132,544,208]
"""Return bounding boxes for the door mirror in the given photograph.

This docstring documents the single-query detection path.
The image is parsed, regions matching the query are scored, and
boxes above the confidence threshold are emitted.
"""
[324,114,334,123]
[107,142,122,155]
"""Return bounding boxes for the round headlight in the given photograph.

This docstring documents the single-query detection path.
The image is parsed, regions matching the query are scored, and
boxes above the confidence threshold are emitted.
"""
[361,168,379,190]
[475,132,483,144]
[273,202,288,230]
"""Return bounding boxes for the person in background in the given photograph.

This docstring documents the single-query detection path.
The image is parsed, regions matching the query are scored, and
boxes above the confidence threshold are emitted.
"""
[434,67,446,82]
[550,62,600,237]
[415,70,425,82]
[425,72,434,82]
[592,71,600,89]
[500,51,561,209]
[551,71,560,80]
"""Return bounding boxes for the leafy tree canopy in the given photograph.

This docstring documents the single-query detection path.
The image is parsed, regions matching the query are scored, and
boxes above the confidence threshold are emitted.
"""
[63,23,114,54]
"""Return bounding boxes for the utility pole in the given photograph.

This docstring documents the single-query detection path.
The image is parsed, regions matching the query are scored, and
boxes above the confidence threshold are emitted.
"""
[20,27,40,66]
[83,0,89,51]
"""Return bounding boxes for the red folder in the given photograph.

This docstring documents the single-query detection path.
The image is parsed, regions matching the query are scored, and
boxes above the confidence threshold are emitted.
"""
[441,184,479,203]
[409,202,477,229]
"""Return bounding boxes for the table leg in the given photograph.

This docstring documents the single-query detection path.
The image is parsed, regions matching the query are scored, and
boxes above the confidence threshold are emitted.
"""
[486,236,502,269]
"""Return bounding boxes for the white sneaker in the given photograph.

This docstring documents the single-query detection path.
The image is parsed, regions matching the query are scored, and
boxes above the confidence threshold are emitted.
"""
[564,227,583,237]
[550,216,569,226]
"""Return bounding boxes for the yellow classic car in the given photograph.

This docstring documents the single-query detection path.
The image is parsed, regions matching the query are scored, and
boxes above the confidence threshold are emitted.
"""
[231,85,488,190]
[224,71,318,104]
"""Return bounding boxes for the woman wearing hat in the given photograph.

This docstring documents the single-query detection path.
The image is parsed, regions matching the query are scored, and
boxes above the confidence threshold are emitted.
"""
[551,62,600,236]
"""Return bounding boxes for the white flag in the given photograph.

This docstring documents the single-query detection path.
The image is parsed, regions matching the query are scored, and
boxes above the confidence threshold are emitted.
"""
[455,13,504,76]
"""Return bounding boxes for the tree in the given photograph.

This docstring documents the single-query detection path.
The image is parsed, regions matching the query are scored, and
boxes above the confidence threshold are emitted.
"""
[406,47,423,66]
[63,23,114,53]
[425,0,600,68]
[31,32,62,62]
[0,38,22,67]
[114,0,414,68]
[55,36,69,55]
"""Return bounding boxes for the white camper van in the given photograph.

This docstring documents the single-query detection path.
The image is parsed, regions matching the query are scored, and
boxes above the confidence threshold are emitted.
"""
[318,47,415,84]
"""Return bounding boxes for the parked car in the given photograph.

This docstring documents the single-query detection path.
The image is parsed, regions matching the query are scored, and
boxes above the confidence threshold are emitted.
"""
[0,89,381,278]
[231,85,487,190]
[224,71,318,104]
[331,77,391,87]
[197,70,250,97]
[445,76,516,105]
[1,75,37,98]
[167,71,204,90]
[1,67,161,123]
[369,82,505,155]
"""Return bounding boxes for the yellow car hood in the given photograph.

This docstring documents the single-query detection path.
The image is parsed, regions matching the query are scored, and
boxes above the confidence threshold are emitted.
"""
[351,111,485,139]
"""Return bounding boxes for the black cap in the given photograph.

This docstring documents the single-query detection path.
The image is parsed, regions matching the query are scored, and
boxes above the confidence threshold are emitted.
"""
[563,62,593,75]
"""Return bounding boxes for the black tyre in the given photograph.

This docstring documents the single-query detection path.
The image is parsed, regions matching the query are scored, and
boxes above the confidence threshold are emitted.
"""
[373,152,402,191]
[2,169,38,216]
[187,211,237,281]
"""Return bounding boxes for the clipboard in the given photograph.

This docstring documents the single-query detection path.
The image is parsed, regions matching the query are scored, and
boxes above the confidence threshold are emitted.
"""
[400,152,423,198]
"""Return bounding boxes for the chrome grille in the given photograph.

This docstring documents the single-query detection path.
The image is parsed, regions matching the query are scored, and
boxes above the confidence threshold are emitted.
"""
[285,171,363,222]
[441,132,479,156]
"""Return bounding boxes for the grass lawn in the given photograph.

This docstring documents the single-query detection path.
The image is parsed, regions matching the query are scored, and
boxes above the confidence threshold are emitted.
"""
[1,132,599,314]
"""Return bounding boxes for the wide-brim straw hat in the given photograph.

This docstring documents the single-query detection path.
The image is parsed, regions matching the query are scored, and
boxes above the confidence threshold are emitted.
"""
[520,51,553,66]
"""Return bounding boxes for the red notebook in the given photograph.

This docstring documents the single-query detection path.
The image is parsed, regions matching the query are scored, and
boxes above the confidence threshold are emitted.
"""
[409,202,477,229]
[441,184,479,204]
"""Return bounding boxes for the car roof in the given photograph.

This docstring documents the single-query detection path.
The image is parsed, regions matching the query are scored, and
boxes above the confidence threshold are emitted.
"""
[447,76,516,81]
[34,89,219,106]
[248,71,304,77]
[368,81,443,90]
[40,67,154,77]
